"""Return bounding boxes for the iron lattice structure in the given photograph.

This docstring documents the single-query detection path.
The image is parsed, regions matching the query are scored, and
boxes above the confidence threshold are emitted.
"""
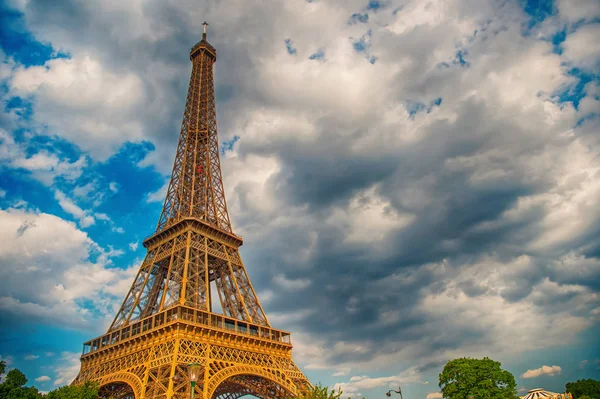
[73,26,311,399]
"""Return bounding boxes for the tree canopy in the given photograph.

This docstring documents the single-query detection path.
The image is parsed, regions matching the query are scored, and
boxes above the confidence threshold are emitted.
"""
[45,381,99,399]
[566,379,600,399]
[0,362,98,399]
[299,383,345,399]
[0,366,42,399]
[439,357,517,399]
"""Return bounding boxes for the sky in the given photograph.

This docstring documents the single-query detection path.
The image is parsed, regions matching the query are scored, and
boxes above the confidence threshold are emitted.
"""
[0,0,599,398]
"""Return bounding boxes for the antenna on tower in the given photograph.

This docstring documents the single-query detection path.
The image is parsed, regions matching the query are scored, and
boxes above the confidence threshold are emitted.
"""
[202,21,209,40]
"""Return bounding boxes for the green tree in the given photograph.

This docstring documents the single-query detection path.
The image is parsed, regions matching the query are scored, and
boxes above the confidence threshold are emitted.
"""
[566,379,600,399]
[4,369,28,388]
[0,359,99,399]
[0,367,42,399]
[439,357,517,399]
[45,381,99,399]
[299,384,345,399]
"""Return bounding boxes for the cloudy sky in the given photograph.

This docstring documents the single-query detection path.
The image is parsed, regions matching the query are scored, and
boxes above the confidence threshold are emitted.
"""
[0,0,599,397]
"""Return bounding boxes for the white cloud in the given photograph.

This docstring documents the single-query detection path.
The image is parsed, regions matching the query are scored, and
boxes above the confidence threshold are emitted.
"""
[418,258,594,355]
[35,375,50,382]
[0,189,6,198]
[146,180,169,203]
[72,181,108,207]
[95,213,110,221]
[562,24,600,69]
[327,185,415,248]
[333,368,423,398]
[52,352,80,386]
[0,129,87,186]
[221,151,283,235]
[129,241,139,251]
[332,369,350,377]
[54,190,95,228]
[95,213,125,234]
[72,182,97,201]
[24,354,39,360]
[557,0,600,23]
[268,309,316,332]
[521,365,562,379]
[0,207,135,328]
[0,355,13,366]
[272,274,311,291]
[10,56,145,160]
[523,142,600,253]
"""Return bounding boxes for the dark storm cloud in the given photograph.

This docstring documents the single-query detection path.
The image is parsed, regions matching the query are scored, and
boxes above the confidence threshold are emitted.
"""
[231,10,599,363]
[415,360,448,374]
[243,98,542,285]
[272,144,399,210]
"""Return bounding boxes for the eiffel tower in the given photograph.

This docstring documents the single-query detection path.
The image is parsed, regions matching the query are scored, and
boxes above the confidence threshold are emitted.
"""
[73,23,311,399]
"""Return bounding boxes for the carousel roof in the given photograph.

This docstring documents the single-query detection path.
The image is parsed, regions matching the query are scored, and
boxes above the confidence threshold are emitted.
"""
[522,388,560,399]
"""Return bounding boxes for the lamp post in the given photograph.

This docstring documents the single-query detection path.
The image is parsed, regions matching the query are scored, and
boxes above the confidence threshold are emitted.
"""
[386,386,403,399]
[187,363,202,399]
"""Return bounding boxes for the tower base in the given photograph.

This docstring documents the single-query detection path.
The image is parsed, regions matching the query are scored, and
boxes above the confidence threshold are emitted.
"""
[74,306,310,399]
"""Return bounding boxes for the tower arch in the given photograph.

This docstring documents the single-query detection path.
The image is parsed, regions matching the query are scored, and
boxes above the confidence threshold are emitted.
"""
[98,372,144,399]
[207,365,298,399]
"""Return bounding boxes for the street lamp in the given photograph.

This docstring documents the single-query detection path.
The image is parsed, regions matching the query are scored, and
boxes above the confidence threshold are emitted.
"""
[187,363,202,399]
[386,386,403,399]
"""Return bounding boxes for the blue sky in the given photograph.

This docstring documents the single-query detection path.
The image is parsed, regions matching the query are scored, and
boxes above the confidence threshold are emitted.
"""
[0,0,599,398]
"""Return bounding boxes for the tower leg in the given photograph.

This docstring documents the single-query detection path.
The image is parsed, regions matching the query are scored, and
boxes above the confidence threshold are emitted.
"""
[166,338,180,398]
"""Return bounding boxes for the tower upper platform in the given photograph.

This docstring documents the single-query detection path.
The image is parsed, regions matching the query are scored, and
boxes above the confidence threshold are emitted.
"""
[190,24,216,60]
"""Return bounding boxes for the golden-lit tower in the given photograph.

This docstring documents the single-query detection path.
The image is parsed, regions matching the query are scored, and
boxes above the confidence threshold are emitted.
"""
[73,23,311,399]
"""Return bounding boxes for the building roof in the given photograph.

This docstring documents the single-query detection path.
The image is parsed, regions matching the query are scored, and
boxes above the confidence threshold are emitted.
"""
[522,388,561,399]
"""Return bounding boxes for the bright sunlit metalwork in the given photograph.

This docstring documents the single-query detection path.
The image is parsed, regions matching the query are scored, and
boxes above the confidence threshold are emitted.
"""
[72,24,310,399]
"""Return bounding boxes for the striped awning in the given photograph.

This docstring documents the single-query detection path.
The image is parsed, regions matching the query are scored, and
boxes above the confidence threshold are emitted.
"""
[522,388,572,399]
[523,389,558,399]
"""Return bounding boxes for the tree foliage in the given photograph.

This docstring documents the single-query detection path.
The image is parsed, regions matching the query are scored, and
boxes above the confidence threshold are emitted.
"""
[566,379,600,399]
[0,361,98,399]
[299,384,345,399]
[45,381,99,399]
[0,365,43,399]
[439,357,517,399]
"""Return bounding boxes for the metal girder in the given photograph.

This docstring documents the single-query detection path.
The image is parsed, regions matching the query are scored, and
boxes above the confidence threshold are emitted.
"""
[109,228,268,328]
[156,36,231,235]
[74,31,310,399]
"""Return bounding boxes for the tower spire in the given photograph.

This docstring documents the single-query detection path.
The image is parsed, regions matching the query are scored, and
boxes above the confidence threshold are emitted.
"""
[157,24,226,234]
[202,21,208,41]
